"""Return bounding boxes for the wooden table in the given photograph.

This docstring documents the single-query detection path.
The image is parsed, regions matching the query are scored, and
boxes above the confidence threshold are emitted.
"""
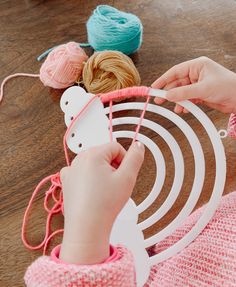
[0,1,236,286]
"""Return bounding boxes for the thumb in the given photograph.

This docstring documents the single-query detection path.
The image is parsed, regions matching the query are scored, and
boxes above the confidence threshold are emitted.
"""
[117,142,145,183]
[166,83,204,102]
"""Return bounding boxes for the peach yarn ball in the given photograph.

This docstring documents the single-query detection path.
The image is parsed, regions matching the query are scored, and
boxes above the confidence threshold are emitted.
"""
[82,51,141,94]
[40,42,88,89]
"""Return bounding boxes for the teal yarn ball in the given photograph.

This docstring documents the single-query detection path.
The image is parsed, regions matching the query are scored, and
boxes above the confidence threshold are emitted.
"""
[86,5,143,55]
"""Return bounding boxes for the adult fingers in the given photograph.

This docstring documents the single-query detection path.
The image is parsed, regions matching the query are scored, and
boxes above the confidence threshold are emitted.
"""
[166,82,205,102]
[154,78,191,106]
[164,77,191,90]
[174,104,184,114]
[151,57,204,89]
[154,97,166,105]
[151,61,192,89]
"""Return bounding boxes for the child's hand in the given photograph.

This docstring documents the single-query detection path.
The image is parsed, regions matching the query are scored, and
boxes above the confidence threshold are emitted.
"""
[59,142,145,264]
[152,57,236,114]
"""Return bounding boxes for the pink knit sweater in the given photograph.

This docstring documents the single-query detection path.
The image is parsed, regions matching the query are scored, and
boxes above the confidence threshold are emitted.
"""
[24,191,236,287]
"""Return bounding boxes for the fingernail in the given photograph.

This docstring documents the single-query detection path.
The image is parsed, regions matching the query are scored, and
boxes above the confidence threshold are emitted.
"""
[134,141,145,150]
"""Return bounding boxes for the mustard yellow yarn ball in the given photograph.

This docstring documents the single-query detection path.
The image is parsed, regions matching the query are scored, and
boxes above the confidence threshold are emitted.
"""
[82,50,141,94]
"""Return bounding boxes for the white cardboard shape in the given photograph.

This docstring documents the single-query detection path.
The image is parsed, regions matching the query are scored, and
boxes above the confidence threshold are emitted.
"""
[60,86,110,153]
[110,199,150,287]
[60,86,149,286]
[60,86,226,287]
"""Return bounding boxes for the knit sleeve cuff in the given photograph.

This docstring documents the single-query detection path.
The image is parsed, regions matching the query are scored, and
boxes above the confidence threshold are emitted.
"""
[51,244,120,264]
[227,113,236,139]
[24,245,136,287]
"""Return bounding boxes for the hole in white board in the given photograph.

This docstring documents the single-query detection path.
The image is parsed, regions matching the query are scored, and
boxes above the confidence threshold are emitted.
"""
[218,129,227,138]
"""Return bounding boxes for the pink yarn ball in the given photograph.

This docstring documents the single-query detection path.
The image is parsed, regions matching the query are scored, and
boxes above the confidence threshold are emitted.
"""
[39,42,88,89]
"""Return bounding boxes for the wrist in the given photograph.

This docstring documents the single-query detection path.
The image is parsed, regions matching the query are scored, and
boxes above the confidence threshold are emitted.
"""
[60,216,113,264]
[63,213,113,240]
[60,238,110,264]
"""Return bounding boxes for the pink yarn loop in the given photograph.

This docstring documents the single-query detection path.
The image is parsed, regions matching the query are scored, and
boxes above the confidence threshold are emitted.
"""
[63,95,100,166]
[22,172,63,250]
[39,42,88,89]
[43,229,64,255]
[22,86,150,253]
[0,73,39,103]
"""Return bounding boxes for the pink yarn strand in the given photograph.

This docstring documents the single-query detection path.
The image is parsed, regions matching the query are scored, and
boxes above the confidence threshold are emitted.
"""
[133,95,150,143]
[43,229,64,255]
[109,100,113,142]
[0,73,39,103]
[22,96,100,252]
[22,173,62,250]
[63,95,99,166]
[100,86,150,144]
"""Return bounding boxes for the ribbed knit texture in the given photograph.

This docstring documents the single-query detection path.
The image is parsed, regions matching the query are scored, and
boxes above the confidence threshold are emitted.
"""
[146,191,236,287]
[24,245,136,287]
[228,113,236,139]
[24,191,236,286]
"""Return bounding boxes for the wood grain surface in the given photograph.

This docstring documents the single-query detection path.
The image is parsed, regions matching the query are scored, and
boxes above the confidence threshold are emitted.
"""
[0,0,236,286]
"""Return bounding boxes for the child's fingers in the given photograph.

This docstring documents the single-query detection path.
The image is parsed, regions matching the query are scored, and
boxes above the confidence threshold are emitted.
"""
[71,143,126,169]
[117,142,145,184]
[70,151,86,167]
[60,166,70,182]
[99,142,126,165]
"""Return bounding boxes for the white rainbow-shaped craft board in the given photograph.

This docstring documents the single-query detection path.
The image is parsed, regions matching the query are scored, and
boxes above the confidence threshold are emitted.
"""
[60,86,226,287]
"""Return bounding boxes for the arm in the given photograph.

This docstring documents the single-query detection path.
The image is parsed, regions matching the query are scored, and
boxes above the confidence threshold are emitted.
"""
[24,142,144,287]
[152,56,236,114]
